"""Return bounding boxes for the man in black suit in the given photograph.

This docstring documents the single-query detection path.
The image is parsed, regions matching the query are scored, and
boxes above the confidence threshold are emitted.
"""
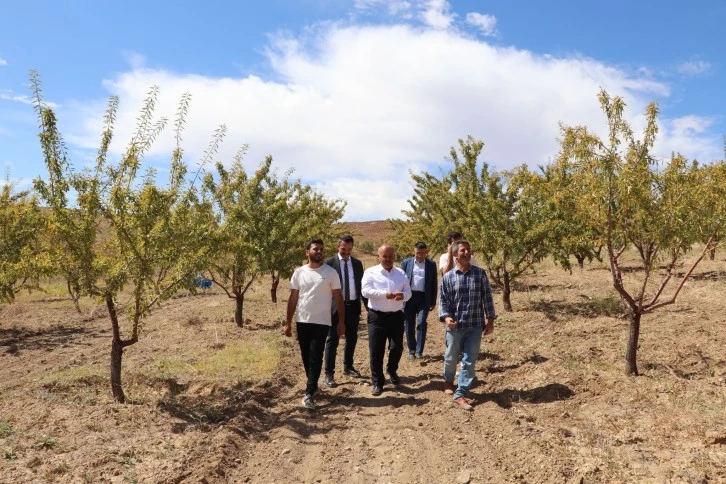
[323,235,366,386]
[401,242,437,358]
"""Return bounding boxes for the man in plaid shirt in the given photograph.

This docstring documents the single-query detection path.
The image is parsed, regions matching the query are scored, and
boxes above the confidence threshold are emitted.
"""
[438,239,496,410]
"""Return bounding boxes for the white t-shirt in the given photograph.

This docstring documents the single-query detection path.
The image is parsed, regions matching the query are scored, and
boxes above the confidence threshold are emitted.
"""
[289,264,341,325]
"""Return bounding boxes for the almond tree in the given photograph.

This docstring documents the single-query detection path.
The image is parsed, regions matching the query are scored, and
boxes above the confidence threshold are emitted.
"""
[263,186,345,303]
[0,181,49,303]
[397,137,555,311]
[33,74,214,402]
[203,156,344,323]
[558,89,724,375]
[540,160,603,270]
[203,155,278,327]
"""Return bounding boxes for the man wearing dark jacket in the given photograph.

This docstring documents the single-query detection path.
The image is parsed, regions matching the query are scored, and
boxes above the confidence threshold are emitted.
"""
[401,242,437,358]
[323,235,367,386]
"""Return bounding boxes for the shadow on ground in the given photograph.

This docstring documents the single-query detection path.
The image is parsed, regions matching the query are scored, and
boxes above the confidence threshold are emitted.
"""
[0,324,91,354]
[480,383,574,408]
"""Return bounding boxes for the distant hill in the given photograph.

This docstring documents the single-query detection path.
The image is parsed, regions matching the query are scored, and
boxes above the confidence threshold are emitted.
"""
[344,220,395,244]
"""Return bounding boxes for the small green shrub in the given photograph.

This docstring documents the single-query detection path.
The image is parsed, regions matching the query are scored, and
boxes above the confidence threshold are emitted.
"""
[34,435,58,450]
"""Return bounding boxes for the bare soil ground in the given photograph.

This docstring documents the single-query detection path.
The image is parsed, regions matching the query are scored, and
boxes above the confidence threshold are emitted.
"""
[2,246,726,483]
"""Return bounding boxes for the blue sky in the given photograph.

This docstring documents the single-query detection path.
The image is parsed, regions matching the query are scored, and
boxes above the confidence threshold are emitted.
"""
[1,0,724,220]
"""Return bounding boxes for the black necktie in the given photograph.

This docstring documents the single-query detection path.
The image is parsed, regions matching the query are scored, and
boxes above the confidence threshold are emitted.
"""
[343,258,350,302]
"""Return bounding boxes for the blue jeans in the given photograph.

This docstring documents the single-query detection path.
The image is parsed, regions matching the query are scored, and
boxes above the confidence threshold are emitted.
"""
[443,326,483,399]
[404,292,429,355]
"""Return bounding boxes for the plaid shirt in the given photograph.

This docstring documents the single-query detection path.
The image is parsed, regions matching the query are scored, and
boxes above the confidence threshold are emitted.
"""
[439,264,496,330]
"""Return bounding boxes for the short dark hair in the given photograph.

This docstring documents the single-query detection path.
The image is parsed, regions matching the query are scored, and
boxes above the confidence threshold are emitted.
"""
[414,242,427,249]
[453,239,470,252]
[306,238,324,250]
[447,232,462,244]
[339,235,354,244]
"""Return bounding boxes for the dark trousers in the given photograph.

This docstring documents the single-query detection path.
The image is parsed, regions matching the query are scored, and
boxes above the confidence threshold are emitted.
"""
[367,309,405,387]
[324,300,361,375]
[404,291,429,355]
[297,322,329,397]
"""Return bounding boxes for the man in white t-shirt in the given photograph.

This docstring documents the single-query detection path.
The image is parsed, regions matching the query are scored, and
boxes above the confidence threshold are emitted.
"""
[283,238,345,410]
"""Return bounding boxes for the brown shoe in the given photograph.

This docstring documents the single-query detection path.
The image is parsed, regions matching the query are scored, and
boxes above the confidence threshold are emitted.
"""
[453,397,473,411]
[444,381,455,395]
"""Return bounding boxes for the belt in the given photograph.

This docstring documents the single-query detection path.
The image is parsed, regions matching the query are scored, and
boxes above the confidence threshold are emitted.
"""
[369,308,403,314]
[411,290,425,294]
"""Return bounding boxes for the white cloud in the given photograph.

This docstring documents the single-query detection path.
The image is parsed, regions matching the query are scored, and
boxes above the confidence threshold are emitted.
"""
[0,57,7,66]
[465,12,497,36]
[656,115,721,163]
[676,60,711,76]
[64,23,721,221]
[314,177,410,221]
[0,89,60,108]
[420,0,455,29]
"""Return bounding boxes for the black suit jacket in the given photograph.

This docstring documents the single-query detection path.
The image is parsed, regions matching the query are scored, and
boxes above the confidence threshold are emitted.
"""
[401,257,438,309]
[325,255,366,314]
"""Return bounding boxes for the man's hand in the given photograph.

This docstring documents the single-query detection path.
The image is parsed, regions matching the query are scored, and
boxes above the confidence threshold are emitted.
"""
[445,317,456,330]
[484,319,494,335]
[337,322,345,338]
[282,323,292,337]
[393,291,405,301]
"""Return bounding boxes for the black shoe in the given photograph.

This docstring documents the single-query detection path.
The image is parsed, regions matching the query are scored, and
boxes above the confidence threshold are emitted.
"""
[371,385,383,396]
[388,372,400,385]
[343,367,362,378]
[324,374,337,388]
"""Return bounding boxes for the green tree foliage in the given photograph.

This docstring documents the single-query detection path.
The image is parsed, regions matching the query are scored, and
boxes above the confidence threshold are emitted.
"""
[396,136,555,311]
[32,73,214,402]
[260,185,345,303]
[540,159,603,270]
[0,181,49,303]
[557,89,724,376]
[203,155,345,324]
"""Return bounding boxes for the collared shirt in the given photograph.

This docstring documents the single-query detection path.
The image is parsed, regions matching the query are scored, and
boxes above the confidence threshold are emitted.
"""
[411,259,426,291]
[439,264,496,330]
[362,264,412,312]
[337,253,358,300]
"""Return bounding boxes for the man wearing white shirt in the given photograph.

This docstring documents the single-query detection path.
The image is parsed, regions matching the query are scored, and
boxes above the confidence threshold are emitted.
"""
[361,244,412,396]
[283,239,345,410]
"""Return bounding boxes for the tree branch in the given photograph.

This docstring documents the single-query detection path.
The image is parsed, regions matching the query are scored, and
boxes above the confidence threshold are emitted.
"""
[643,232,717,313]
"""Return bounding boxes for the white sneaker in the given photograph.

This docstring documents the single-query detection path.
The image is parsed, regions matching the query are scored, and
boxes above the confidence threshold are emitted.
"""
[302,394,315,410]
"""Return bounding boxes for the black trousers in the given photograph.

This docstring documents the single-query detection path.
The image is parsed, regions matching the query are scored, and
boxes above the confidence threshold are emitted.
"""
[297,322,329,397]
[324,300,361,375]
[367,309,405,387]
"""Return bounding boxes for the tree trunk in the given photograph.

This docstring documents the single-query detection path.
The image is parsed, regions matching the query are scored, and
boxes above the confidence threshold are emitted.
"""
[106,293,125,403]
[502,271,512,312]
[625,312,641,376]
[270,272,280,303]
[67,281,82,313]
[235,294,245,327]
[574,253,585,269]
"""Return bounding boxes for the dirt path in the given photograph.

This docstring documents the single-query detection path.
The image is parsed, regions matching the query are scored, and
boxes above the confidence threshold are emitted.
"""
[224,319,576,484]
